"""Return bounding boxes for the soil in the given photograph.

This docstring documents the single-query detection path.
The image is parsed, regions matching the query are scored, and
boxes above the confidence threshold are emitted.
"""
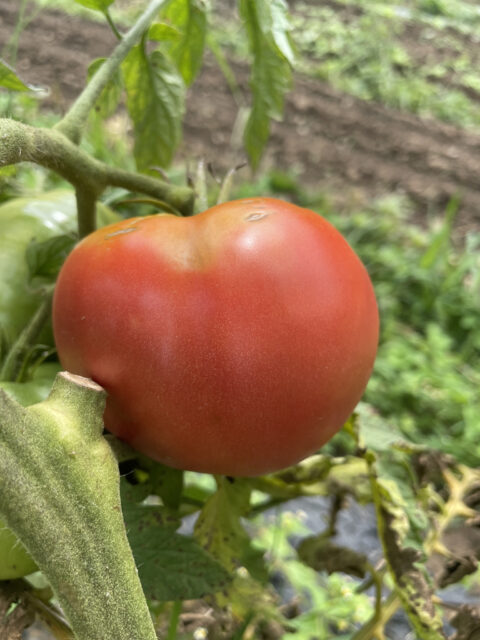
[1,1,480,234]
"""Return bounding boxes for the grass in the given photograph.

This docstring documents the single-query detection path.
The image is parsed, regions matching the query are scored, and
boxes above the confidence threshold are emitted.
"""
[291,4,480,129]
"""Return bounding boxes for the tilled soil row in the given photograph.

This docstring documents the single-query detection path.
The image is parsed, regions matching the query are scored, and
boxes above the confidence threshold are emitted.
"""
[186,64,480,229]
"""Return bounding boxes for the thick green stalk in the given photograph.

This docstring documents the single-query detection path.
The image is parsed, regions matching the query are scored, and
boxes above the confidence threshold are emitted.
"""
[0,118,194,222]
[55,0,169,144]
[0,373,157,640]
[75,186,98,238]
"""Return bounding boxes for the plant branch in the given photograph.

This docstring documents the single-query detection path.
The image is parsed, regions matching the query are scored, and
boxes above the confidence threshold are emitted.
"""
[0,118,194,232]
[105,8,122,41]
[76,186,98,239]
[54,0,169,143]
[351,592,400,640]
[0,373,157,640]
[166,601,182,640]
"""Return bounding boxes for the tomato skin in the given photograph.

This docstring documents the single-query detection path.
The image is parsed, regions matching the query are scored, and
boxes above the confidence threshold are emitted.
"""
[53,198,379,476]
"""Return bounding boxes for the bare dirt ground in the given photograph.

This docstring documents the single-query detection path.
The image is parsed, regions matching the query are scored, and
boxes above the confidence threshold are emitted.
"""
[1,2,480,234]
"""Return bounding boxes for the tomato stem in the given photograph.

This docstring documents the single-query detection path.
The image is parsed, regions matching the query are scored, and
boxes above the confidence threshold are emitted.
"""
[0,373,158,640]
[104,8,123,42]
[54,0,169,145]
[75,186,98,239]
[166,601,182,640]
[216,163,247,205]
[0,118,194,230]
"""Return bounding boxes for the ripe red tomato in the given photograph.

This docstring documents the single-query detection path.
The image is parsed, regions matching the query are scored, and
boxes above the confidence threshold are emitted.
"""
[53,198,379,476]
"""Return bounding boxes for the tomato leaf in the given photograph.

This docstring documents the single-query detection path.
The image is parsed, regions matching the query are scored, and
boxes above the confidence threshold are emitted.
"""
[73,0,114,11]
[26,234,77,283]
[369,459,446,640]
[353,403,424,454]
[121,480,230,601]
[148,22,182,43]
[0,363,61,407]
[122,45,185,170]
[87,57,123,118]
[194,478,267,582]
[239,0,293,169]
[351,407,443,639]
[138,458,184,510]
[0,59,30,92]
[351,406,428,538]
[161,0,208,86]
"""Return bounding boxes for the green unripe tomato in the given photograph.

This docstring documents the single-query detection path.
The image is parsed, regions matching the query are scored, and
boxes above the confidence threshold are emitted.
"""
[0,190,118,345]
[0,518,37,580]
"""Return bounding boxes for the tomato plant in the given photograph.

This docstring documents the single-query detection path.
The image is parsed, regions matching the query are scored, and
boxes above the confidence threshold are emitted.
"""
[0,190,118,346]
[53,197,379,476]
[5,2,478,638]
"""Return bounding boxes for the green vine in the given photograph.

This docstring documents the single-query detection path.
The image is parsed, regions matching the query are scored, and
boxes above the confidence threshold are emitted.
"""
[0,118,194,236]
[0,373,158,640]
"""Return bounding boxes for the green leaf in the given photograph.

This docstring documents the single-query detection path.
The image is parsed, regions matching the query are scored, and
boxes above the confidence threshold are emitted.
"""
[73,0,114,11]
[352,406,428,541]
[369,459,446,640]
[26,234,77,283]
[0,362,61,407]
[0,59,30,91]
[148,22,182,43]
[87,58,123,118]
[138,458,184,510]
[122,45,185,170]
[250,0,295,64]
[121,480,230,601]
[353,403,424,454]
[194,478,267,582]
[239,0,293,169]
[161,0,208,85]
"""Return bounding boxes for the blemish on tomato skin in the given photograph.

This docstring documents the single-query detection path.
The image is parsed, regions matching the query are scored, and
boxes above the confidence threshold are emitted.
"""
[245,212,271,222]
[104,227,138,239]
